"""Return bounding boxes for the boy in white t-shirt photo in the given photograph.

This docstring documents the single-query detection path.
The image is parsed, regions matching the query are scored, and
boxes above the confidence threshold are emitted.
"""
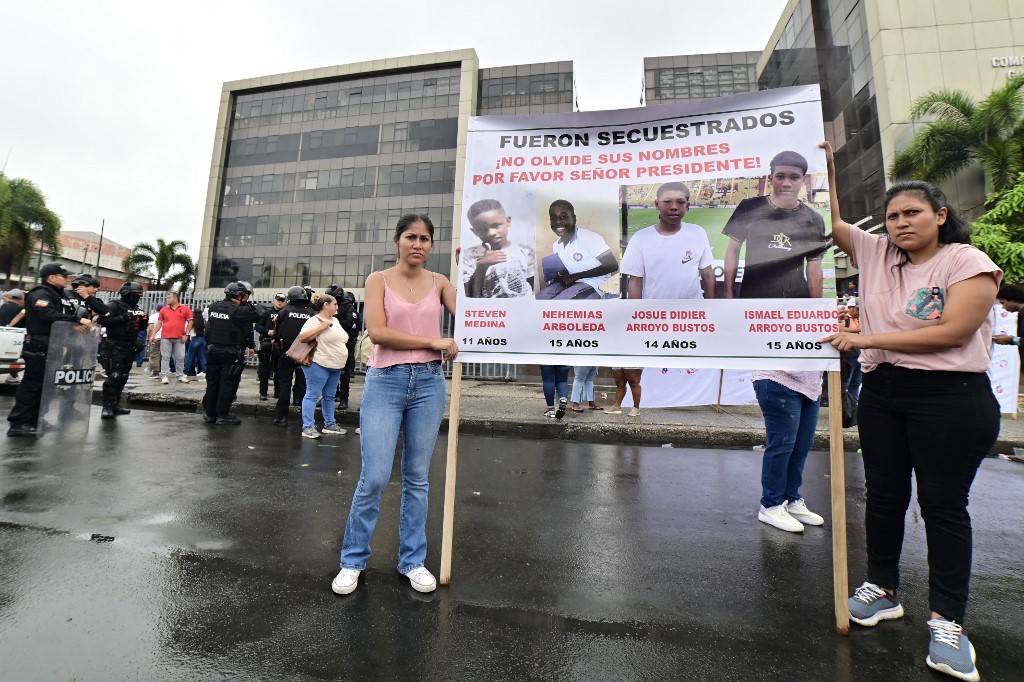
[619,182,716,300]
[459,199,535,298]
[537,199,619,300]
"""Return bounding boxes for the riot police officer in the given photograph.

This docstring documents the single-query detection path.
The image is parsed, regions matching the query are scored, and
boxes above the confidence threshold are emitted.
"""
[272,286,314,427]
[326,284,361,410]
[99,282,148,418]
[255,292,287,401]
[7,263,94,437]
[202,281,261,425]
[68,273,110,318]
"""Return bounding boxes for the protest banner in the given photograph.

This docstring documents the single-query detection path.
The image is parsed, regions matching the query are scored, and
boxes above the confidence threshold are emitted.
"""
[443,85,850,633]
[454,84,840,372]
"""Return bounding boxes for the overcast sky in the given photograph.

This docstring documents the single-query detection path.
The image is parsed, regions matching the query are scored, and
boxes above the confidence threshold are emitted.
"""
[1,0,788,258]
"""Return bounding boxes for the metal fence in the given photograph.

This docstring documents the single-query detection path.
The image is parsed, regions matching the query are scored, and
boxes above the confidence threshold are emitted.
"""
[97,289,518,380]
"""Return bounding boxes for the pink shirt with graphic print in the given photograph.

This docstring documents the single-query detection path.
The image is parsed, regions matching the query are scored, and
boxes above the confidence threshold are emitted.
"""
[847,227,1001,373]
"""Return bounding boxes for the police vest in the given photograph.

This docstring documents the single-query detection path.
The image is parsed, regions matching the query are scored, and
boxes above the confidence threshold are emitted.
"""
[206,300,245,346]
[276,304,314,347]
[105,300,148,341]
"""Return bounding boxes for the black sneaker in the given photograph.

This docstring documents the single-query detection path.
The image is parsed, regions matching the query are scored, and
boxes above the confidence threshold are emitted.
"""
[555,397,567,420]
[112,406,131,416]
[338,401,349,410]
[101,406,116,419]
[202,414,218,424]
[273,417,287,427]
[6,424,37,437]
[216,416,242,425]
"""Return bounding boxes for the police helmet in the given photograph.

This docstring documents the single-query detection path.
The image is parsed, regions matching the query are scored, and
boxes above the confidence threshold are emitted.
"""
[237,281,254,295]
[224,281,248,298]
[325,283,343,298]
[302,284,315,299]
[119,281,144,297]
[287,285,307,301]
[72,273,101,288]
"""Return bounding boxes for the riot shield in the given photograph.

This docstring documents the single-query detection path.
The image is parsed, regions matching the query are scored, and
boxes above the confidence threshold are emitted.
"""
[37,321,101,442]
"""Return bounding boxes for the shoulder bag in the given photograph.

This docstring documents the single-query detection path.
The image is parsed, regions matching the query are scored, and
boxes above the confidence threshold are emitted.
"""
[286,335,317,366]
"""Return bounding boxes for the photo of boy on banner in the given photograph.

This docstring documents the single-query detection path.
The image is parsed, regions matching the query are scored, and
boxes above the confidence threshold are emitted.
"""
[459,198,535,298]
[723,150,829,299]
[536,199,619,300]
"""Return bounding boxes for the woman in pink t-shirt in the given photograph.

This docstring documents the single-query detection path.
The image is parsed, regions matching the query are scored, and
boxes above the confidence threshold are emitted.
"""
[332,214,458,598]
[821,142,1000,680]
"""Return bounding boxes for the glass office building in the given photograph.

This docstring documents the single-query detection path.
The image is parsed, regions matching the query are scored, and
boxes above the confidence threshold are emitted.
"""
[199,52,575,290]
[759,0,883,223]
[643,52,761,105]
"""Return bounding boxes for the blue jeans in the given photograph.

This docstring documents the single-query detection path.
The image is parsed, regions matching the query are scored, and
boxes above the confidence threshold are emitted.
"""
[540,365,569,407]
[301,362,342,428]
[754,379,820,508]
[341,362,446,573]
[185,336,207,374]
[571,366,597,403]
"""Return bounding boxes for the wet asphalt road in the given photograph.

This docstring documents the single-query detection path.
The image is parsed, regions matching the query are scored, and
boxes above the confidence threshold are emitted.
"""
[1,394,1023,681]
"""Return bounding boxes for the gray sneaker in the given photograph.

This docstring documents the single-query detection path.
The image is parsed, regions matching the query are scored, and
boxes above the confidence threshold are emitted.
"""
[926,618,979,681]
[849,581,904,626]
[322,423,347,435]
[301,426,321,439]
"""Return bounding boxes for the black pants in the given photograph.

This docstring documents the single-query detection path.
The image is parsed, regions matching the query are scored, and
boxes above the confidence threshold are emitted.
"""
[337,340,357,402]
[7,338,47,428]
[204,345,244,420]
[275,354,306,419]
[100,339,136,407]
[257,343,278,397]
[859,364,999,623]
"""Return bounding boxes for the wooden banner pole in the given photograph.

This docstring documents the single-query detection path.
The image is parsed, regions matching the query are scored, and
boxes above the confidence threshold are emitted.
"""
[440,362,463,585]
[827,370,850,634]
[715,369,724,413]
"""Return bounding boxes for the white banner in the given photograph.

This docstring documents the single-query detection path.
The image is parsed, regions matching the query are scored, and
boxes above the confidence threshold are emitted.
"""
[989,305,1020,415]
[456,85,840,372]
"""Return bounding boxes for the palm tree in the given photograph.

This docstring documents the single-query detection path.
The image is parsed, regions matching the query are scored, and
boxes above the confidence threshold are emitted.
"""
[0,173,63,288]
[164,253,197,294]
[122,238,192,290]
[889,74,1024,193]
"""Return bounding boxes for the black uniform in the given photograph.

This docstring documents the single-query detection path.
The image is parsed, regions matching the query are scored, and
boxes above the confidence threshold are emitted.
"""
[274,301,315,421]
[255,305,283,398]
[335,295,361,406]
[7,283,81,430]
[68,290,110,318]
[100,298,148,411]
[202,298,261,421]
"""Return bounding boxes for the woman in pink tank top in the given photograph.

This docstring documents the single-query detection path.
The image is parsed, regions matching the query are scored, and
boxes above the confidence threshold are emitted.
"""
[332,214,458,597]
[821,142,1000,680]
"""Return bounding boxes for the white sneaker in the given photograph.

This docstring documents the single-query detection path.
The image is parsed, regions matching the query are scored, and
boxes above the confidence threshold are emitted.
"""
[355,427,361,435]
[178,376,188,383]
[161,376,169,384]
[786,499,824,526]
[758,504,804,533]
[628,407,641,417]
[331,568,361,595]
[544,408,556,419]
[401,566,437,593]
[197,372,206,379]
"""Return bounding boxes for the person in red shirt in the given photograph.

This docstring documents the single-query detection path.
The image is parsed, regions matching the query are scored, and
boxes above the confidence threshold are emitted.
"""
[150,292,193,384]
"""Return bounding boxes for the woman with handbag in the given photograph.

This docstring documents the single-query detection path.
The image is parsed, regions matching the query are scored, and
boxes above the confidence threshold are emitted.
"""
[332,214,458,596]
[296,295,348,439]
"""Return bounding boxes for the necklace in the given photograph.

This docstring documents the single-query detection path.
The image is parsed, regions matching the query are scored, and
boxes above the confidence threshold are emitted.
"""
[400,272,422,294]
[767,194,800,212]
